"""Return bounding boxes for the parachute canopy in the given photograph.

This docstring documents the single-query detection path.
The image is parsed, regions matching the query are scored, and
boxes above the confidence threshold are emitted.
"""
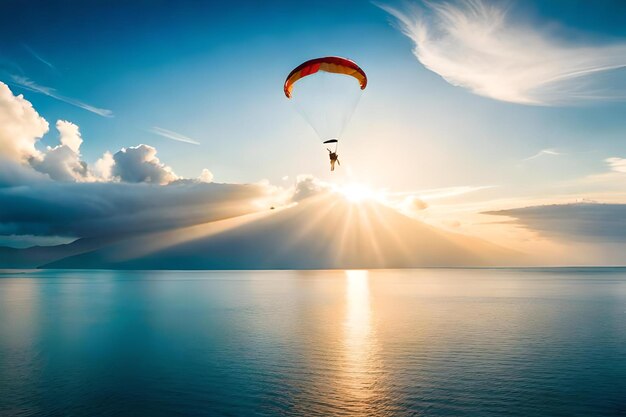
[323,139,338,144]
[284,57,367,98]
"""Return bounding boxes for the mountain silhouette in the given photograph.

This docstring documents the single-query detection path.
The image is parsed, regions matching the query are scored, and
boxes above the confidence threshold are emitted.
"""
[0,237,119,269]
[44,193,518,269]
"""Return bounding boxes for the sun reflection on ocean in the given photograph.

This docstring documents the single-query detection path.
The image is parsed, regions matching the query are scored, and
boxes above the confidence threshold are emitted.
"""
[345,270,371,345]
[341,270,388,414]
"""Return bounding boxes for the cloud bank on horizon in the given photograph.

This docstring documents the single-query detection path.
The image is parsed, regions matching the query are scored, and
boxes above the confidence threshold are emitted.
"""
[380,0,626,105]
[606,157,626,174]
[487,203,626,243]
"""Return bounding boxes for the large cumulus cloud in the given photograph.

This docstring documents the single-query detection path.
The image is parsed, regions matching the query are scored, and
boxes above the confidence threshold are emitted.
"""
[30,120,93,182]
[0,81,48,161]
[111,144,178,184]
[290,175,329,202]
[0,81,211,185]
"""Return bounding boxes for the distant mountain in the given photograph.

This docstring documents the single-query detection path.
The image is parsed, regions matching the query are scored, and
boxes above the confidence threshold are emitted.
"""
[44,194,519,269]
[0,237,118,269]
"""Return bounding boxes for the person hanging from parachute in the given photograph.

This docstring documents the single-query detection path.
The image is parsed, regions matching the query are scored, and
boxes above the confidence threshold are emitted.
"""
[327,149,340,171]
[284,57,367,172]
[324,139,340,171]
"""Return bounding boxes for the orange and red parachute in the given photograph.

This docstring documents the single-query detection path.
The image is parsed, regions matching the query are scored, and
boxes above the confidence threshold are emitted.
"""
[284,57,367,98]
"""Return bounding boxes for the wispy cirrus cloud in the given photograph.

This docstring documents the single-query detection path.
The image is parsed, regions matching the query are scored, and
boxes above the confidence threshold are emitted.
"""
[149,126,200,145]
[22,44,56,71]
[379,0,626,105]
[523,148,562,161]
[9,75,113,117]
[392,185,495,200]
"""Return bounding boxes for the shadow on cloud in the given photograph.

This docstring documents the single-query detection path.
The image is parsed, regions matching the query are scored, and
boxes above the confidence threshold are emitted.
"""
[486,203,626,243]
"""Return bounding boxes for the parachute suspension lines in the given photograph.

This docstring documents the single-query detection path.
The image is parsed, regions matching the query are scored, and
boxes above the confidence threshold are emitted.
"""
[289,71,362,143]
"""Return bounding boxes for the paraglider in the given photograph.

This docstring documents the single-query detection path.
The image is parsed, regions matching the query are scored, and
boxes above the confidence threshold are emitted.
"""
[284,57,367,171]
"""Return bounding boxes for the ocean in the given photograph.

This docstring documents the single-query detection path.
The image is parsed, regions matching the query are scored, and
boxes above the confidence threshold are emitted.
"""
[1,268,625,416]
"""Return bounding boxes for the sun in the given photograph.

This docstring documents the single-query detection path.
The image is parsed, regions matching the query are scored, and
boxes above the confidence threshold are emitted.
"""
[338,183,378,203]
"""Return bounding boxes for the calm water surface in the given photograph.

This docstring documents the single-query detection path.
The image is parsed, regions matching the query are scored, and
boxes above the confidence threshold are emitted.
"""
[1,269,625,416]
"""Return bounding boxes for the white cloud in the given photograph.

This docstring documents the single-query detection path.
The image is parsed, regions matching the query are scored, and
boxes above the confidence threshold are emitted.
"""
[30,120,93,182]
[380,0,626,105]
[32,144,90,182]
[94,151,115,181]
[606,157,626,173]
[9,75,113,117]
[291,175,328,202]
[112,144,179,184]
[149,126,200,145]
[198,168,214,183]
[56,120,83,153]
[0,84,87,183]
[0,81,213,185]
[0,81,48,162]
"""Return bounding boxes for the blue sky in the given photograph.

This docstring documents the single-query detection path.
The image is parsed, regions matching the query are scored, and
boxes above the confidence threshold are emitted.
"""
[1,0,401,181]
[2,0,626,261]
[1,0,625,188]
